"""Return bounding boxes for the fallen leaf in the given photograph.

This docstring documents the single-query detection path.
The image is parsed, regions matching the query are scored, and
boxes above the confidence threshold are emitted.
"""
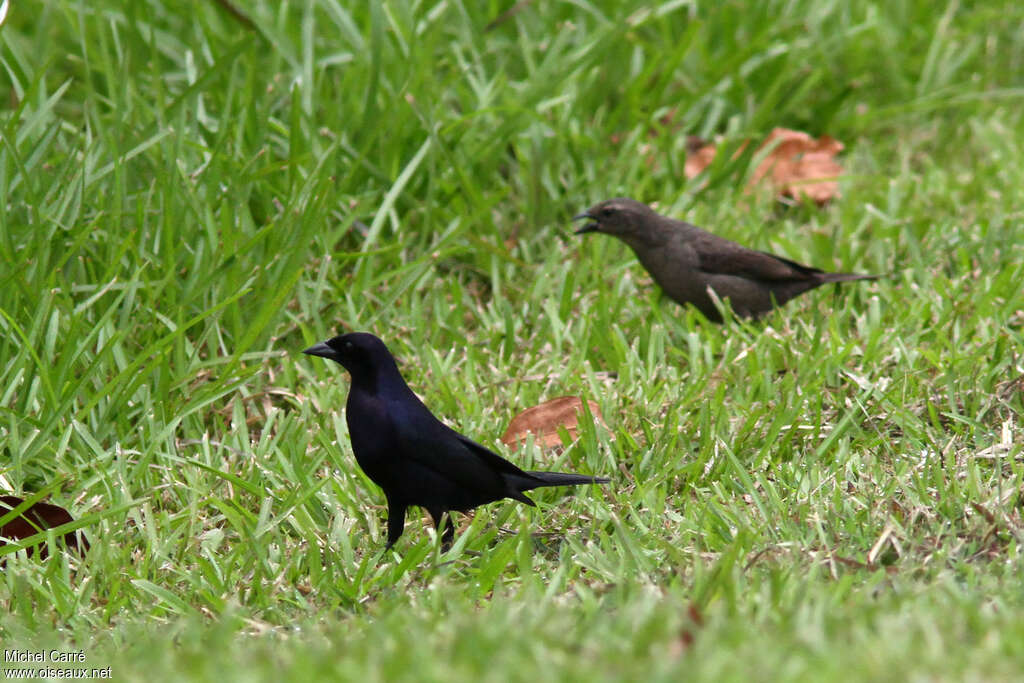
[0,495,90,561]
[670,603,705,657]
[500,396,605,448]
[685,127,844,204]
[752,128,844,203]
[684,135,718,181]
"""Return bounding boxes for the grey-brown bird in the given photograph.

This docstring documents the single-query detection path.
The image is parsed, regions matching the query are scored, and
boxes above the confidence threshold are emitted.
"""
[574,198,878,322]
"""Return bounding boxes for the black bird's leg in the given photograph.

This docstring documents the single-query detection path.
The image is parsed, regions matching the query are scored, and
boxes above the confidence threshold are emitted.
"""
[428,508,456,551]
[440,514,455,550]
[385,499,407,549]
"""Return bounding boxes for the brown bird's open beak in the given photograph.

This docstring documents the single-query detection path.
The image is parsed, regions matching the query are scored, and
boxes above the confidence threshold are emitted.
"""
[572,212,599,234]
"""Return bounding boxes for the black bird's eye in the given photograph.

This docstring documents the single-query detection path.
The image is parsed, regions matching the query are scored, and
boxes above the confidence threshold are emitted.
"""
[600,207,613,218]
[343,341,355,351]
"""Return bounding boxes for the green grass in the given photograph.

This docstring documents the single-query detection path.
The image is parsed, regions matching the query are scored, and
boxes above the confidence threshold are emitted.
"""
[2,0,1024,680]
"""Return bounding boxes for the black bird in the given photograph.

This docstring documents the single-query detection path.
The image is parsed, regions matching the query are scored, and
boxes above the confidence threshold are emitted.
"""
[574,198,878,322]
[303,332,609,549]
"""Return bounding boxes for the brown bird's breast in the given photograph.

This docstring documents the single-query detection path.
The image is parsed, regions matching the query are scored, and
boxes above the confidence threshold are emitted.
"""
[628,236,726,319]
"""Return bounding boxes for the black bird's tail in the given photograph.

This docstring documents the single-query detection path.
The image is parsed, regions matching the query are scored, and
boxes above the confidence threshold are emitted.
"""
[525,471,610,487]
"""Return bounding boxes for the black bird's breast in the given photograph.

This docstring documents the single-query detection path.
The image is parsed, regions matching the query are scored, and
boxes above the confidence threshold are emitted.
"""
[345,391,404,490]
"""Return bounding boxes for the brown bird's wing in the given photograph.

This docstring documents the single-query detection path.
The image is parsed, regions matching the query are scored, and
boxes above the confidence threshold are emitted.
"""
[690,233,823,283]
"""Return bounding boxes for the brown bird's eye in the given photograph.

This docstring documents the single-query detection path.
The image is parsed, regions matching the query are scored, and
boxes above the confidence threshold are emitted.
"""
[600,207,613,217]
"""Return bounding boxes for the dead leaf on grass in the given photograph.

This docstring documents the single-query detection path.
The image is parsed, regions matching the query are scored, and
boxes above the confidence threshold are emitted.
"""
[684,135,718,181]
[669,603,705,657]
[685,127,844,204]
[500,396,605,448]
[0,495,90,561]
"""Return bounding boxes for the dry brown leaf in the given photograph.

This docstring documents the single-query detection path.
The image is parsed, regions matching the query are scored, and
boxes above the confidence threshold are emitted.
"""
[684,135,718,180]
[0,495,89,560]
[685,127,844,204]
[500,396,605,448]
[753,128,844,203]
[670,603,705,657]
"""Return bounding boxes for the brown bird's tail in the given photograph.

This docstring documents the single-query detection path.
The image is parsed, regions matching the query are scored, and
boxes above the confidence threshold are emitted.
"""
[820,272,882,283]
[525,471,610,486]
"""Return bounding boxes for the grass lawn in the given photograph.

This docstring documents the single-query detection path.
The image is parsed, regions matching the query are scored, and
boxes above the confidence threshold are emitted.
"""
[3,0,1024,680]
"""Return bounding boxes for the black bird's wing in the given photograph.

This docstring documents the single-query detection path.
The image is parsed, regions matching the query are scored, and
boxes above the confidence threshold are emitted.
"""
[453,432,541,479]
[390,411,538,506]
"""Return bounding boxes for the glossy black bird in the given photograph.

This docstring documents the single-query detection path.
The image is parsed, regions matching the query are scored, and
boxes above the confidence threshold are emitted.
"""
[574,198,878,322]
[303,332,609,549]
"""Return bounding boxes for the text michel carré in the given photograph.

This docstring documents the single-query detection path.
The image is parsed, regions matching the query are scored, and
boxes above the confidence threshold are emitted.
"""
[5,650,86,663]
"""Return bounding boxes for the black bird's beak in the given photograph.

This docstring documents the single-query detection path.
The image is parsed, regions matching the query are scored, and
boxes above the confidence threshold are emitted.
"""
[572,212,599,235]
[302,341,335,359]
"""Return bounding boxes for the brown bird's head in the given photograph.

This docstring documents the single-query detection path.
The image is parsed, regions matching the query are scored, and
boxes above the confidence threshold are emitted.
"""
[573,198,658,242]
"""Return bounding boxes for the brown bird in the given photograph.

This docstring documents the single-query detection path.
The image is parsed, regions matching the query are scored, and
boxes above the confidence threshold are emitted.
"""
[574,198,878,322]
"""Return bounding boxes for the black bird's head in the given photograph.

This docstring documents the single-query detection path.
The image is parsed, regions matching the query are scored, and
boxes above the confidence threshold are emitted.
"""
[303,332,399,387]
[573,198,657,241]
